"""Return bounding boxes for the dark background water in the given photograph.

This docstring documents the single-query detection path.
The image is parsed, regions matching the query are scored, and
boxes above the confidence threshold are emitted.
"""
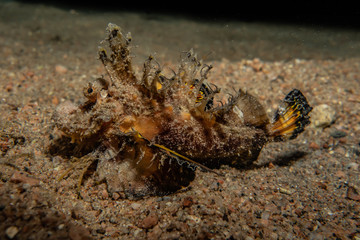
[15,0,360,29]
[2,0,360,63]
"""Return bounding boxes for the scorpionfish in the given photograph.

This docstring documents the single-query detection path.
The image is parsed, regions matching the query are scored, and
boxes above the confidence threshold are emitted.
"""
[51,23,312,198]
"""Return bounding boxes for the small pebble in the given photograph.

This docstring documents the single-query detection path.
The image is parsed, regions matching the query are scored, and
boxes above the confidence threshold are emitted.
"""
[52,96,59,105]
[130,202,142,210]
[100,189,109,199]
[5,226,19,239]
[309,142,320,150]
[310,104,336,128]
[334,170,346,179]
[139,214,158,229]
[182,196,194,208]
[25,71,35,78]
[268,162,275,169]
[346,186,360,201]
[112,192,120,200]
[317,182,328,190]
[278,187,292,195]
[346,162,359,171]
[55,64,68,74]
[330,129,347,138]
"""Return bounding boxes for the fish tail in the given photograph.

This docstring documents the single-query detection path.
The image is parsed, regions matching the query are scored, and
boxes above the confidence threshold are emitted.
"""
[269,89,312,141]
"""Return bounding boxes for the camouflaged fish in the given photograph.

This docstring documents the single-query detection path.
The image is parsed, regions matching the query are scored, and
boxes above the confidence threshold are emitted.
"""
[51,23,312,198]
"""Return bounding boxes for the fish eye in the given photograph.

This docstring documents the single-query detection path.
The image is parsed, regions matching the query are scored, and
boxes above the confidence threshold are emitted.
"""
[83,83,97,100]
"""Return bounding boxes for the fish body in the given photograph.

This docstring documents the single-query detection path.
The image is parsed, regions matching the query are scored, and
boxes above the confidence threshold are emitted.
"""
[51,23,312,198]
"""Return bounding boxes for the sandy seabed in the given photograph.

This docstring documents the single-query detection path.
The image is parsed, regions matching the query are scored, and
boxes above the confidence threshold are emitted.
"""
[1,2,360,239]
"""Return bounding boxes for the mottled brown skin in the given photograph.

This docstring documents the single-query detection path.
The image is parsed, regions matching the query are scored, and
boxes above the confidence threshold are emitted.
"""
[50,23,311,198]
